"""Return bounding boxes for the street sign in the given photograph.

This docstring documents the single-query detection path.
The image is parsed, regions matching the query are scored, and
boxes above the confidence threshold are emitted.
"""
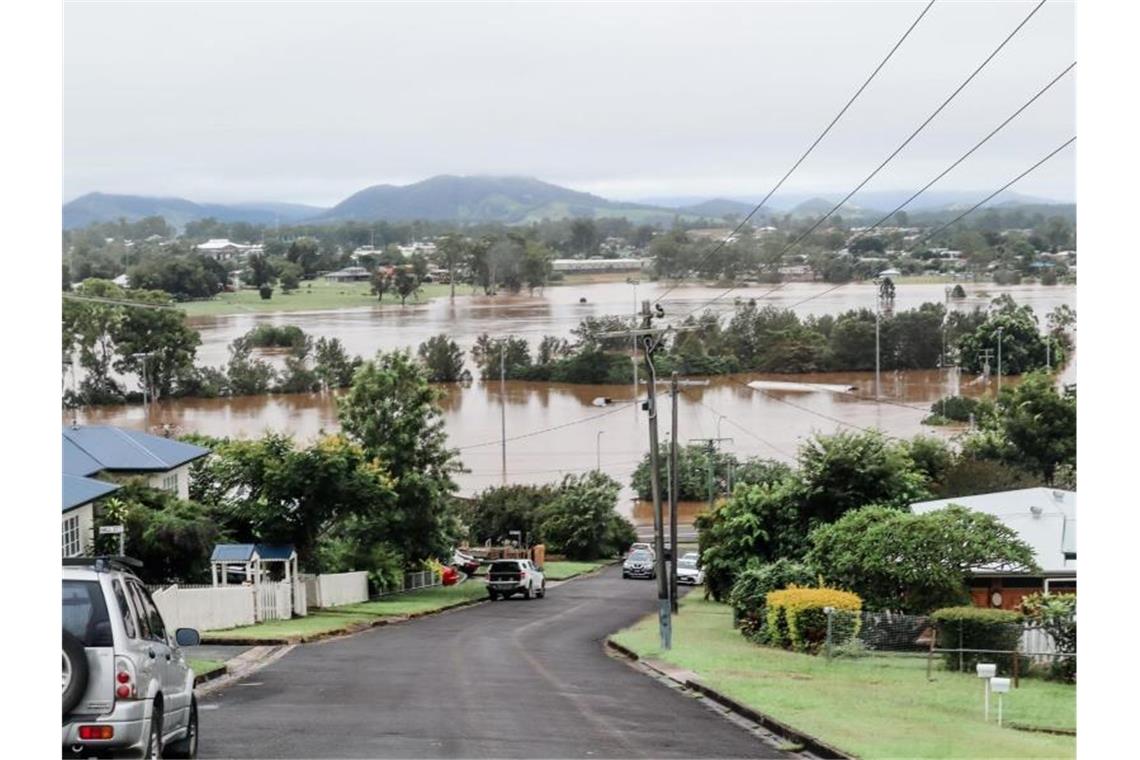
[99,525,124,535]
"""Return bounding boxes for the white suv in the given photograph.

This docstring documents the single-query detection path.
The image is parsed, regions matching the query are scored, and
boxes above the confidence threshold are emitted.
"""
[486,559,546,600]
[63,557,201,758]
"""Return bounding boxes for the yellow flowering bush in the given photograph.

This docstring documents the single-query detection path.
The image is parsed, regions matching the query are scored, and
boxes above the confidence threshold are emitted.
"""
[765,586,863,654]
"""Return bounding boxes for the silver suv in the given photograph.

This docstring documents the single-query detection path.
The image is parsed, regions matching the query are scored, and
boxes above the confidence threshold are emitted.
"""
[486,559,546,600]
[63,557,201,758]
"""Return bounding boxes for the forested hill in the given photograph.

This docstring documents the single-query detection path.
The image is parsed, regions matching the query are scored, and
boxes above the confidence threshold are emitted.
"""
[314,175,676,224]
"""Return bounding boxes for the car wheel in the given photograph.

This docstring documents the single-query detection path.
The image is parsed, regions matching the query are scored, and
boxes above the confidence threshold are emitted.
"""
[144,704,163,759]
[166,697,198,758]
[488,590,498,601]
[62,630,89,715]
[622,572,629,579]
[523,584,532,600]
[538,582,546,598]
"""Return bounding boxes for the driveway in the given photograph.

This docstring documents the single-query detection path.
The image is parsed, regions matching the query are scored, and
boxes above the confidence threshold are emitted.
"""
[198,564,788,758]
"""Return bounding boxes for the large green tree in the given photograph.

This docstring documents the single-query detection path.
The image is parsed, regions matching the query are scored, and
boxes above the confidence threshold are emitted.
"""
[539,472,635,561]
[417,335,465,383]
[190,433,397,571]
[808,505,1038,613]
[337,350,463,561]
[464,483,557,546]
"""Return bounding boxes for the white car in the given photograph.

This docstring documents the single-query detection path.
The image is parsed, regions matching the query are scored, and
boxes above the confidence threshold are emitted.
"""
[486,559,546,600]
[676,555,705,585]
[63,557,201,758]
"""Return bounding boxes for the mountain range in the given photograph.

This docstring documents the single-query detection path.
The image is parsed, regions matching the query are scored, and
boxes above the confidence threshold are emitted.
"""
[63,176,1071,230]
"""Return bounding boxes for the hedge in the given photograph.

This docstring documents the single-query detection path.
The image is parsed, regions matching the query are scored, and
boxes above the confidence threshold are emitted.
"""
[931,606,1024,672]
[766,587,862,655]
[729,560,816,644]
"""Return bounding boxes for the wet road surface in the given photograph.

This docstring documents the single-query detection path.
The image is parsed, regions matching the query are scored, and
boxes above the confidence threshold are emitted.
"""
[198,565,787,758]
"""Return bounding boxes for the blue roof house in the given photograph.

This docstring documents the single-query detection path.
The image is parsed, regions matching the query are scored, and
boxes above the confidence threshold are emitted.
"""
[61,425,211,558]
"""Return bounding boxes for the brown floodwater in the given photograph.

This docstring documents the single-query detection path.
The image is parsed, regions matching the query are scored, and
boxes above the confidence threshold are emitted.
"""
[68,281,1075,517]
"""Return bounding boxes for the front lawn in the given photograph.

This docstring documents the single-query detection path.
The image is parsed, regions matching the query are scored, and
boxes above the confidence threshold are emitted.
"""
[611,596,1075,759]
[203,610,382,641]
[542,560,611,580]
[177,279,451,317]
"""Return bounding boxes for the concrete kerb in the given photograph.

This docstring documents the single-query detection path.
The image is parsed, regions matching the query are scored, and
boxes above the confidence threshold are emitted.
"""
[604,638,854,760]
[194,644,296,697]
[192,664,227,686]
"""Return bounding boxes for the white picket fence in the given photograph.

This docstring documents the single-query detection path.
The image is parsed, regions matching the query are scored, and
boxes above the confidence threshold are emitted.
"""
[1021,623,1059,662]
[151,584,256,632]
[256,581,293,622]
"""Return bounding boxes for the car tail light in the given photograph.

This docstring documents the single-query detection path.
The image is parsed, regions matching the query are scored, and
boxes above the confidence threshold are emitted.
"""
[78,725,114,740]
[114,656,137,699]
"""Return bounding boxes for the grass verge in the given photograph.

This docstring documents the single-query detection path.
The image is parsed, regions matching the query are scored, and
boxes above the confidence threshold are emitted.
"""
[338,581,489,616]
[202,581,488,641]
[611,595,1075,759]
[542,560,610,580]
[177,279,451,317]
[188,659,226,677]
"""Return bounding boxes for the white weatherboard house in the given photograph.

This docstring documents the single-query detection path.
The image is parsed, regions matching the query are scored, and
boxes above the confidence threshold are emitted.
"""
[61,426,211,556]
[910,487,1075,610]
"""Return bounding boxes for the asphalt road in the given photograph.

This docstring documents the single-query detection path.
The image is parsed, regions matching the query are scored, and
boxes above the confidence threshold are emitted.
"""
[198,565,787,758]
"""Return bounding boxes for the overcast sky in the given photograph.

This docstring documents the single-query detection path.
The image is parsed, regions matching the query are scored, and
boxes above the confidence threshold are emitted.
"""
[64,1,1075,206]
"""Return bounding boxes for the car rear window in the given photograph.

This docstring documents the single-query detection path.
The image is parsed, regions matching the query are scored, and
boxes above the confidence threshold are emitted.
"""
[63,580,113,647]
[490,561,521,574]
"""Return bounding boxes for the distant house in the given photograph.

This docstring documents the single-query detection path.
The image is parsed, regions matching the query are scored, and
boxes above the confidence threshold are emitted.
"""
[196,239,260,262]
[551,258,646,274]
[324,266,372,282]
[910,488,1076,609]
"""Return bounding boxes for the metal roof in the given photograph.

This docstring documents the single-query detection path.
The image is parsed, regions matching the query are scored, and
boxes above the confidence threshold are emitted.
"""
[209,543,296,562]
[63,426,210,474]
[210,544,259,563]
[256,544,297,561]
[911,488,1076,574]
[63,474,120,513]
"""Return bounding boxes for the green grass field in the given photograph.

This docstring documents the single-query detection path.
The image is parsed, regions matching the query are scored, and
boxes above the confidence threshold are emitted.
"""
[177,279,452,317]
[611,596,1075,759]
[542,560,611,580]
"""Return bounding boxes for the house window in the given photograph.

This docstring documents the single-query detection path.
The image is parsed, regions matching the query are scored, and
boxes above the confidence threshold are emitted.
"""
[161,472,179,494]
[62,514,82,558]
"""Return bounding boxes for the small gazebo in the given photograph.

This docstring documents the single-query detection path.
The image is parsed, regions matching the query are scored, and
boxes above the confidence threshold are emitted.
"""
[209,543,298,588]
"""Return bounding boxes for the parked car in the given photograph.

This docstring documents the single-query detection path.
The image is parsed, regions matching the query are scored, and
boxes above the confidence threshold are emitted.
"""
[622,550,656,580]
[676,556,705,585]
[680,552,700,564]
[628,542,655,558]
[486,559,546,600]
[63,556,202,759]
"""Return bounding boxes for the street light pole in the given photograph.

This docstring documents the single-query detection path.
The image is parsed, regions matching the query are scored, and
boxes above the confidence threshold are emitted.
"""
[596,430,605,472]
[669,372,679,614]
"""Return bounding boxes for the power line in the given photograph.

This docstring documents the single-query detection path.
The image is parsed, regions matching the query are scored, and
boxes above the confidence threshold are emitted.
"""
[455,399,639,451]
[678,387,794,458]
[653,0,936,305]
[63,293,177,310]
[681,0,1049,321]
[915,136,1077,247]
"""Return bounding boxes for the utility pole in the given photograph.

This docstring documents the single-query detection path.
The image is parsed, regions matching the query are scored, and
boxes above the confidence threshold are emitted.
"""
[690,437,733,515]
[500,343,507,484]
[978,349,994,386]
[996,326,1004,395]
[874,279,882,400]
[669,372,680,614]
[596,430,605,472]
[599,301,671,648]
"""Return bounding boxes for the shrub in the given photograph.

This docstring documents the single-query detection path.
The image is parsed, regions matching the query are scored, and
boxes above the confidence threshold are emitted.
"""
[729,560,816,643]
[927,395,985,423]
[931,606,1024,672]
[1020,592,1076,683]
[258,284,273,300]
[765,587,862,654]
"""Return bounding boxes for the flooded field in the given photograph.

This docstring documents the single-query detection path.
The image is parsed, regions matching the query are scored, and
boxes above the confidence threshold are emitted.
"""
[69,281,1075,514]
